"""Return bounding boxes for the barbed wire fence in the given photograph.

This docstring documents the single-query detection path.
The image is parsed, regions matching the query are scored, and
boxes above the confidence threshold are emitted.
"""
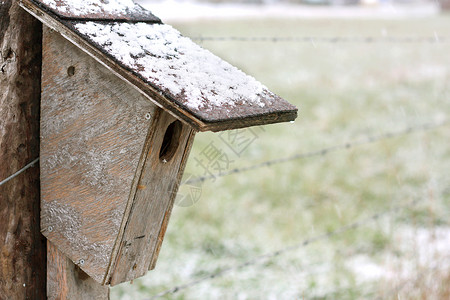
[146,196,434,299]
[184,120,449,185]
[147,191,450,299]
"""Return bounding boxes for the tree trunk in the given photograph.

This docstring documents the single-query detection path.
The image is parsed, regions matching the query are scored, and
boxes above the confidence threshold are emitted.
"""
[0,1,45,299]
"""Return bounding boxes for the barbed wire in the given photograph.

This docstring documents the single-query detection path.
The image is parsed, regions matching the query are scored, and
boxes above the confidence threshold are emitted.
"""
[191,36,448,44]
[146,197,421,299]
[0,157,39,187]
[185,120,448,185]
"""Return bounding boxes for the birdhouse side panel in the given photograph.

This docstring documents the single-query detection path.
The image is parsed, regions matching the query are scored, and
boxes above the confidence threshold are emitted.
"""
[108,110,196,285]
[40,26,156,284]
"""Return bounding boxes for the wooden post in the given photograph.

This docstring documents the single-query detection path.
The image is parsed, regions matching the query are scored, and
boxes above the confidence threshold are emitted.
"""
[0,0,45,299]
[1,1,109,299]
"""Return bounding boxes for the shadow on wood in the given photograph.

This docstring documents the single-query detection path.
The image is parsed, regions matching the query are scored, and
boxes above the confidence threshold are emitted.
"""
[47,241,109,300]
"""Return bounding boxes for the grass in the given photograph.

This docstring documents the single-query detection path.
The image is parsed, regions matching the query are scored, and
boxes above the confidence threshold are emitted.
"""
[111,16,450,299]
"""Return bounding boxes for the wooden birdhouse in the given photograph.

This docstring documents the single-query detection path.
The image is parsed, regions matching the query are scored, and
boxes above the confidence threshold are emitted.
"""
[20,0,297,286]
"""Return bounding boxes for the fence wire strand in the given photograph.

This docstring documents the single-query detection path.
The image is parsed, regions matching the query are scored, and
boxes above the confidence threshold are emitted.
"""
[192,36,448,44]
[147,197,421,299]
[0,157,39,187]
[185,121,448,185]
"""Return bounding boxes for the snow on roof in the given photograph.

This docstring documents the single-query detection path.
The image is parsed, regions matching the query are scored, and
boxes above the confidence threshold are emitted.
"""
[74,22,272,112]
[38,0,159,21]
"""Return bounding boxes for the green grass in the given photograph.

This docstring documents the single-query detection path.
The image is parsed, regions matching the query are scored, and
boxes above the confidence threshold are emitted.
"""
[112,17,450,299]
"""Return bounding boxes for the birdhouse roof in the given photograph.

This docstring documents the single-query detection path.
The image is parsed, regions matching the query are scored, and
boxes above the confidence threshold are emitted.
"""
[21,0,298,132]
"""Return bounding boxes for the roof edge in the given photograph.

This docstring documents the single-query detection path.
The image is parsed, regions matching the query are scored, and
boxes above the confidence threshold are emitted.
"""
[28,0,162,23]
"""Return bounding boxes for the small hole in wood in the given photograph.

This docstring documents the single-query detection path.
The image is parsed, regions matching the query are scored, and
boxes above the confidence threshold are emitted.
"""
[67,66,75,77]
[159,120,182,163]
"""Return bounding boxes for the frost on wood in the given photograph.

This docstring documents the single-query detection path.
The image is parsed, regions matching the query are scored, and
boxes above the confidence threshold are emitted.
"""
[36,0,161,23]
[74,22,271,113]
[42,0,139,15]
[42,201,112,283]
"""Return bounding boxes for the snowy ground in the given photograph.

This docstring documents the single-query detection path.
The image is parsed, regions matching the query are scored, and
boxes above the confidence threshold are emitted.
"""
[136,0,439,22]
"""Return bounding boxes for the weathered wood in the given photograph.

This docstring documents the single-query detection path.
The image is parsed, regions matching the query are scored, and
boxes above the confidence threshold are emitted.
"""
[149,124,196,271]
[108,109,196,285]
[20,0,298,132]
[47,241,109,300]
[29,0,161,22]
[0,0,46,298]
[40,26,156,284]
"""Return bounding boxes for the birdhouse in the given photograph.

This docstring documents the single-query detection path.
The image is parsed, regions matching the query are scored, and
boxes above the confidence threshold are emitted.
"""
[20,0,297,286]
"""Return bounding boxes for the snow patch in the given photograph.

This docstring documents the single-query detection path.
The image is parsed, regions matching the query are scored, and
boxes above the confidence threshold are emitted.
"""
[346,226,450,284]
[41,0,142,16]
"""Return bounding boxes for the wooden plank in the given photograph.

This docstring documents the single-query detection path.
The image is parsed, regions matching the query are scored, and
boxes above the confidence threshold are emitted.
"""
[30,0,161,22]
[0,1,46,298]
[20,0,298,132]
[149,127,196,271]
[47,241,109,300]
[108,109,196,285]
[40,26,156,284]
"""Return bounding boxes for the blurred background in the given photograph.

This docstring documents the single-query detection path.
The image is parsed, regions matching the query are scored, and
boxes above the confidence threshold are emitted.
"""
[113,0,450,299]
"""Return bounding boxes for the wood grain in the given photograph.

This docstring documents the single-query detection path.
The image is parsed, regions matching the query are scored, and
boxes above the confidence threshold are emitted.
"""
[149,124,196,271]
[47,241,109,300]
[40,26,156,284]
[108,110,196,285]
[0,1,46,298]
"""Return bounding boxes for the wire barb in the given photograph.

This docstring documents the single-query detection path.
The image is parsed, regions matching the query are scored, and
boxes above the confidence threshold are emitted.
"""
[0,157,39,187]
